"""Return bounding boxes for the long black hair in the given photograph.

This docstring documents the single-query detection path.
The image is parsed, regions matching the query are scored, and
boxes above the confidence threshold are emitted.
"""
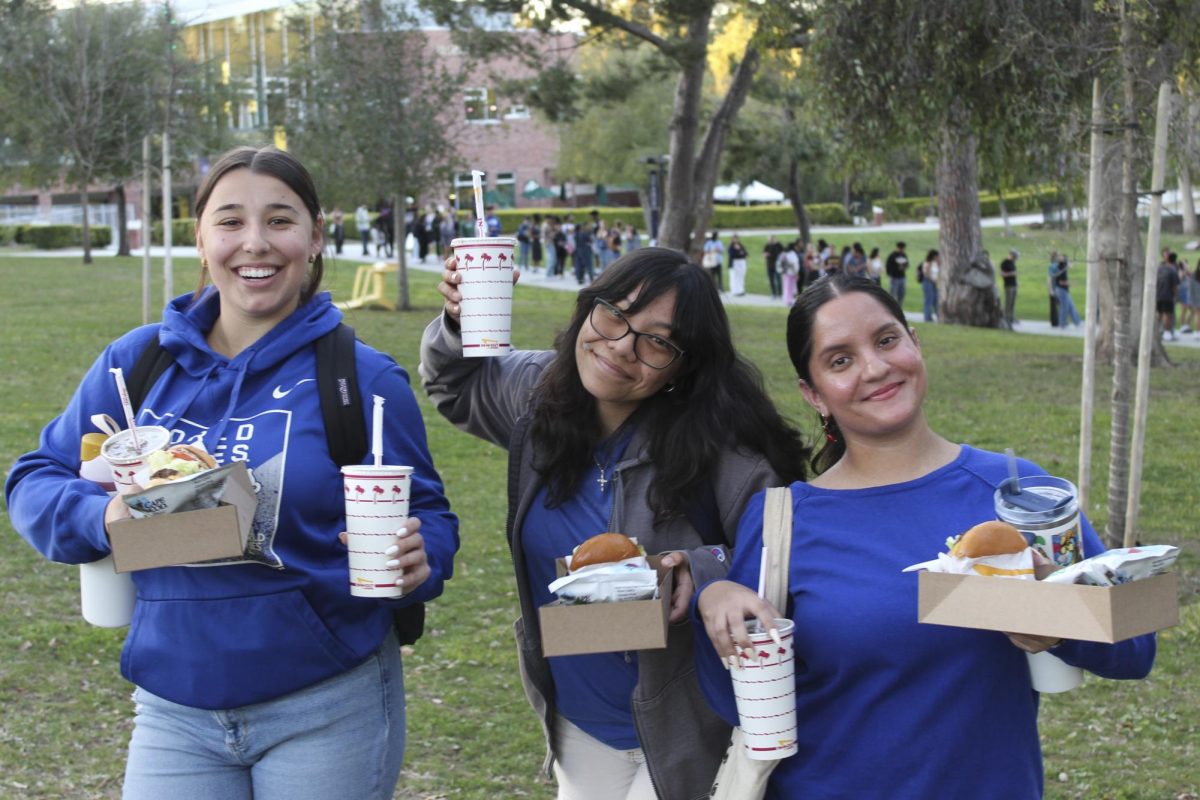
[786,272,910,475]
[532,247,809,522]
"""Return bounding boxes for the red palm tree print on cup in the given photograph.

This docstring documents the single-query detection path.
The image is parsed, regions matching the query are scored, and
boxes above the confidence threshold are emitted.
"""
[372,484,385,503]
[479,252,494,268]
[461,253,476,269]
[497,251,509,268]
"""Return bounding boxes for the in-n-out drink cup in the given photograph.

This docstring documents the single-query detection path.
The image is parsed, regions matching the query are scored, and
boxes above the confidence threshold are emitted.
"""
[80,432,136,627]
[452,236,516,357]
[99,425,171,495]
[342,465,413,598]
[994,475,1083,568]
[730,618,798,761]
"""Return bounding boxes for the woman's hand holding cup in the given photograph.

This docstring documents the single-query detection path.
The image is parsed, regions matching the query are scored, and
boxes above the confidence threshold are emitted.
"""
[698,579,784,669]
[339,517,429,593]
[438,253,520,324]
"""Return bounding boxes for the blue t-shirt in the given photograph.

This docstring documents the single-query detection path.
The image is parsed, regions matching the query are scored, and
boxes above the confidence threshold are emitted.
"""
[522,433,640,750]
[693,445,1156,800]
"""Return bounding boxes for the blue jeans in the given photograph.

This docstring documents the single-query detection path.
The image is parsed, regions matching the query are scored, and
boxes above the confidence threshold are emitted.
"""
[922,279,938,321]
[890,277,907,308]
[122,632,405,800]
[1055,286,1081,326]
[519,240,531,269]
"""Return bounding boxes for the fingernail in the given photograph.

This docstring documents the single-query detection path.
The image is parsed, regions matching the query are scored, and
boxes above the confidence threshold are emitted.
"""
[721,656,729,671]
[742,647,760,665]
[396,524,411,536]
[384,545,400,556]
[770,629,782,646]
[727,654,740,671]
[386,559,400,568]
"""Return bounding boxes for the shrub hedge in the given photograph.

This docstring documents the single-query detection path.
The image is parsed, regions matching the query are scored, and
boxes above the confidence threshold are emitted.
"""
[1,224,112,248]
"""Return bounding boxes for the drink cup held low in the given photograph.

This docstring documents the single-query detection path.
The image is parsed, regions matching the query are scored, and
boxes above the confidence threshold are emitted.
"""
[342,465,413,598]
[1026,650,1084,693]
[730,618,798,761]
[452,237,516,357]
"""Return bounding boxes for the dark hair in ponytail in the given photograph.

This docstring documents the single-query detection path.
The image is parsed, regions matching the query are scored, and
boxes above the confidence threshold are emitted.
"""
[786,273,909,474]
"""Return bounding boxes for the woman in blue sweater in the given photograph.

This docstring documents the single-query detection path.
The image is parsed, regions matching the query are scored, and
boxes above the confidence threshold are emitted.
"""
[694,273,1155,799]
[5,147,458,799]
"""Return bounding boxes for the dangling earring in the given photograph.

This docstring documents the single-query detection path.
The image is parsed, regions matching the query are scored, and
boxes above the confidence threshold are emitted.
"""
[820,415,838,443]
[201,258,208,270]
[308,254,316,264]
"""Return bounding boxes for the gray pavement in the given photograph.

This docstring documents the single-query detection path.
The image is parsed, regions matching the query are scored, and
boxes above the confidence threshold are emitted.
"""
[7,237,1199,350]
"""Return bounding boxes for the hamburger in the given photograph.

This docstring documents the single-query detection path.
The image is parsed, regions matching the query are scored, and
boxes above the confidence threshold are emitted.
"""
[949,520,1028,558]
[570,532,641,572]
[143,444,217,487]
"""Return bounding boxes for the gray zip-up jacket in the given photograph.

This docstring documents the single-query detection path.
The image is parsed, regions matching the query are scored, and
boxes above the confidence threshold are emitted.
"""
[419,314,784,800]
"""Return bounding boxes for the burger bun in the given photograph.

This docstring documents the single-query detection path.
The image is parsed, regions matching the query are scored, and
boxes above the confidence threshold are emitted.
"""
[951,520,1028,558]
[570,532,641,571]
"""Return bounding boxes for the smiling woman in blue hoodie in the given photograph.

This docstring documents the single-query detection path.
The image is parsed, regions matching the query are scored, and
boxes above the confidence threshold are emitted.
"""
[5,146,458,800]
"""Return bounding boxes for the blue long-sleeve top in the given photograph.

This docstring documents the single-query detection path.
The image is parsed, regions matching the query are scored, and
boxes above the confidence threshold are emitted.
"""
[693,445,1154,799]
[6,290,458,710]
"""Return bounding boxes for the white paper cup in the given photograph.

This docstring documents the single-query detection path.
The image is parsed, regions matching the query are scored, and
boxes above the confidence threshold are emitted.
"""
[730,618,798,760]
[452,236,516,357]
[1027,651,1084,693]
[342,465,413,598]
[80,555,136,627]
[99,426,171,495]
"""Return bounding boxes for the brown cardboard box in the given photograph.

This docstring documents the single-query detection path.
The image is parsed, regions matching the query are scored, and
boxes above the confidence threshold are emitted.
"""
[918,567,1179,643]
[539,556,673,657]
[107,462,257,573]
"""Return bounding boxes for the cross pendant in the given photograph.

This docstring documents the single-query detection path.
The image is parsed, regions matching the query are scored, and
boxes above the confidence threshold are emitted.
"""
[596,468,609,493]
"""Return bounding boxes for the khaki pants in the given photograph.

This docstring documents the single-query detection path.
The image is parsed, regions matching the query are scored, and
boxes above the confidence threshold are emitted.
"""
[553,715,655,800]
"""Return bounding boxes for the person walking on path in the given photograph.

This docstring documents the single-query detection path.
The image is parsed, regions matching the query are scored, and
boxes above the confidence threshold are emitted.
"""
[573,223,595,285]
[1156,252,1181,341]
[355,203,371,256]
[330,207,345,255]
[763,235,784,298]
[919,249,940,322]
[1050,253,1081,327]
[780,240,802,307]
[702,231,724,293]
[727,233,748,297]
[1000,249,1019,329]
[885,241,909,308]
[420,248,808,800]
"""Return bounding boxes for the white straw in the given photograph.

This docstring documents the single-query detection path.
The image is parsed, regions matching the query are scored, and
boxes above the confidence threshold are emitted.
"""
[109,367,142,453]
[472,170,487,236]
[372,395,385,467]
[757,546,769,599]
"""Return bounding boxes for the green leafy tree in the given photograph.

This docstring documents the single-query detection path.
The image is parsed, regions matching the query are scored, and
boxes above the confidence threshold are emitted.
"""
[420,0,811,256]
[808,0,1097,326]
[286,0,466,310]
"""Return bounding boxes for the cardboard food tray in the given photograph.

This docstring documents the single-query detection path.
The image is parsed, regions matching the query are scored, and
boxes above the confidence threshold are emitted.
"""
[918,566,1179,643]
[107,462,257,573]
[539,556,673,657]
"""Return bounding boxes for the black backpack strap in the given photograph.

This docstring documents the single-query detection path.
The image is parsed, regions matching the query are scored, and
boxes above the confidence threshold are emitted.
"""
[126,332,175,411]
[316,322,425,646]
[316,323,368,468]
[682,479,725,548]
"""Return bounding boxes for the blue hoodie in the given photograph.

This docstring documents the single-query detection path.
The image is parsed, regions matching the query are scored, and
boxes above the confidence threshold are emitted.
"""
[6,290,458,710]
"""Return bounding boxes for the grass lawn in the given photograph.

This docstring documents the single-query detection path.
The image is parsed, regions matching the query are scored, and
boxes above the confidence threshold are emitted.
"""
[0,246,1196,799]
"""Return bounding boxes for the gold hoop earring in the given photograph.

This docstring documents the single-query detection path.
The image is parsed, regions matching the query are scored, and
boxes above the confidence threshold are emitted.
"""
[201,258,208,270]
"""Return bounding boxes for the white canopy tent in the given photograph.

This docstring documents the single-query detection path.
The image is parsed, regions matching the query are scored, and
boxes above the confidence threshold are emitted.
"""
[712,180,786,204]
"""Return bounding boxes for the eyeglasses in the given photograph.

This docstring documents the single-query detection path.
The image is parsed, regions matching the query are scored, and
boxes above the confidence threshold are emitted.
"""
[587,298,685,369]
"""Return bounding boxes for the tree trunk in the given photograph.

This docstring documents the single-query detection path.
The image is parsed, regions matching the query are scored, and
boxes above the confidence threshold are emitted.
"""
[1181,87,1198,236]
[393,194,410,311]
[997,188,1013,237]
[936,124,999,327]
[115,183,130,257]
[681,43,761,261]
[1105,4,1138,549]
[785,155,812,245]
[80,187,93,265]
[1092,96,1123,366]
[656,10,711,253]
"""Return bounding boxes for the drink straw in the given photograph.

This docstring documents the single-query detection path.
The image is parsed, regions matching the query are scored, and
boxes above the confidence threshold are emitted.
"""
[757,546,769,599]
[372,395,385,467]
[472,170,487,236]
[109,367,142,454]
[1004,447,1021,496]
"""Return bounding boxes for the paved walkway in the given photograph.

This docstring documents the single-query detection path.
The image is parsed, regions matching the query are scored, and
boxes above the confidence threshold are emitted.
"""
[9,240,1200,350]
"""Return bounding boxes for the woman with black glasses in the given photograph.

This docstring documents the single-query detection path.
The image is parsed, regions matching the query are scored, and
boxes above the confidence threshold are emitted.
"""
[419,247,808,800]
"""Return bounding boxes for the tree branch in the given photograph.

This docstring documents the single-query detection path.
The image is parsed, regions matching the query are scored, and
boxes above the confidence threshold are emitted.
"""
[556,0,668,52]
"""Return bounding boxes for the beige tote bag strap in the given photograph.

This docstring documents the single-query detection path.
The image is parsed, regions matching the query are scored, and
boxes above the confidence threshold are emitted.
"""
[760,486,793,613]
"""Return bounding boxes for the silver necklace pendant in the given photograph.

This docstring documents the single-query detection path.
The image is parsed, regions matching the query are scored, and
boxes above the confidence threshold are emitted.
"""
[595,462,609,493]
